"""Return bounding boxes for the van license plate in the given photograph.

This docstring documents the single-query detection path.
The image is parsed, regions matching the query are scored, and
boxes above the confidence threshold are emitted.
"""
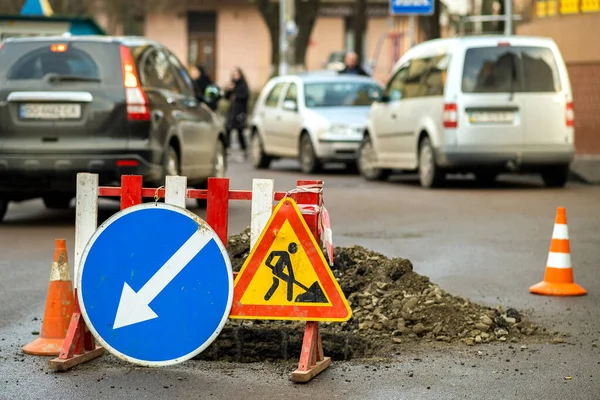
[469,111,514,124]
[19,103,81,120]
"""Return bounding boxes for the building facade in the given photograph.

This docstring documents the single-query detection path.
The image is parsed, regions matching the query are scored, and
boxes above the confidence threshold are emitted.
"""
[95,0,426,91]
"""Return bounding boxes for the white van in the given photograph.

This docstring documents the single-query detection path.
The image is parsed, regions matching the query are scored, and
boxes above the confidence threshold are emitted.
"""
[358,35,575,188]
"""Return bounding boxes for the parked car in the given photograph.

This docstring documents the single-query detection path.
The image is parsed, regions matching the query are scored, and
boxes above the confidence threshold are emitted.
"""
[249,73,383,173]
[0,35,227,222]
[358,35,575,188]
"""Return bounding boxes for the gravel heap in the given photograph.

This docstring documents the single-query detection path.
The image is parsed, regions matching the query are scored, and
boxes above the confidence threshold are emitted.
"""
[197,228,545,362]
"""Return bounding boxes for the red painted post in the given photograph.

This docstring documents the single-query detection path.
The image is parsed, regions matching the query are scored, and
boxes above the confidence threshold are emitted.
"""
[120,175,143,209]
[206,177,230,247]
[289,179,331,383]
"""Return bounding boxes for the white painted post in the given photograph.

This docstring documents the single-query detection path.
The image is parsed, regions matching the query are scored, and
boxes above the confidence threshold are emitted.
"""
[165,175,187,208]
[74,173,99,288]
[250,178,274,249]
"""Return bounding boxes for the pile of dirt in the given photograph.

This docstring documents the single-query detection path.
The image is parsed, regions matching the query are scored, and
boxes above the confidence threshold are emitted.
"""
[198,228,547,362]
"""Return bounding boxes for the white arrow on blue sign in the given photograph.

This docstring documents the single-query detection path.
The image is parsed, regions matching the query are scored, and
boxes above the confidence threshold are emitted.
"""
[77,202,233,367]
[390,0,434,15]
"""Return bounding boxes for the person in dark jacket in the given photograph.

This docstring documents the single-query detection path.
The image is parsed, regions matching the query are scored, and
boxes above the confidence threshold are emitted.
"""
[190,65,213,101]
[224,67,250,157]
[338,52,370,76]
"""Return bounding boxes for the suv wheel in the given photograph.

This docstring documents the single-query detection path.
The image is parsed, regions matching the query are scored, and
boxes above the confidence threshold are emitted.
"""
[250,131,272,169]
[196,139,228,209]
[43,194,72,210]
[541,164,569,188]
[0,199,7,223]
[299,133,321,174]
[211,139,227,178]
[357,135,391,181]
[418,137,444,188]
[164,145,181,178]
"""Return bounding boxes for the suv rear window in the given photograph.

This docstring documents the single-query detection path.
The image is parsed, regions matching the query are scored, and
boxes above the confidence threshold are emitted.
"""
[0,41,122,84]
[461,46,562,94]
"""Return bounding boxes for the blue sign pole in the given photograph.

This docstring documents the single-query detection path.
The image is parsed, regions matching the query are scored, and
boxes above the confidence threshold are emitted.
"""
[389,0,435,48]
[77,203,233,367]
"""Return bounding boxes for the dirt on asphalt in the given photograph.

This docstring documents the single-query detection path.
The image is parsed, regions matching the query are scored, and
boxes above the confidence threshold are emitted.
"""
[197,228,554,363]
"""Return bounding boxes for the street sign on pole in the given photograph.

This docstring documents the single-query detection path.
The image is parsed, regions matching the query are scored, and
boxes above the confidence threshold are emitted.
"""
[389,0,434,49]
[389,0,434,16]
[77,203,233,367]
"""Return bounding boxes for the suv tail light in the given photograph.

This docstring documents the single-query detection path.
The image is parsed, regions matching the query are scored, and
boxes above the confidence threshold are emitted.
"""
[119,45,150,121]
[566,102,574,127]
[443,103,458,128]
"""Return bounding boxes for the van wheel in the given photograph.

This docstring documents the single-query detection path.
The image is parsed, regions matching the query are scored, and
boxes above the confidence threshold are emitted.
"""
[357,135,390,181]
[43,194,72,209]
[541,164,569,188]
[418,137,444,188]
[299,133,321,174]
[0,198,8,223]
[250,131,272,169]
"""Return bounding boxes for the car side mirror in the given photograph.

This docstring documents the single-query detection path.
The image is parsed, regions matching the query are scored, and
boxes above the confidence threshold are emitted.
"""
[282,100,297,112]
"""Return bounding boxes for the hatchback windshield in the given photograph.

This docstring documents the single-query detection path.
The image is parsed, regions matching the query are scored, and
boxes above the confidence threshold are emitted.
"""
[461,46,561,93]
[304,81,382,108]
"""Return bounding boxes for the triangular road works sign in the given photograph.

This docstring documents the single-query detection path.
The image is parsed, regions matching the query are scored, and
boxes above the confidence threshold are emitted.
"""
[230,198,351,322]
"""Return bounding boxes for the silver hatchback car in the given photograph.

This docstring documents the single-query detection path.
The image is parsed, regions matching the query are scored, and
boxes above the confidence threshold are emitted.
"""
[248,72,383,173]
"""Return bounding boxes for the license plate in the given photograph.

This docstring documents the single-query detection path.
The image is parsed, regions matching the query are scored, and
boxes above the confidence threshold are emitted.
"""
[468,111,514,124]
[19,103,81,120]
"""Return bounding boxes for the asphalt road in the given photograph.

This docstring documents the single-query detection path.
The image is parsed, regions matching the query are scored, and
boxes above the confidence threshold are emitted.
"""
[1,157,599,400]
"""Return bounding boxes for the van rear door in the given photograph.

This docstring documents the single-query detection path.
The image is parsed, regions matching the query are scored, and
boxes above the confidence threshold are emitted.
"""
[516,45,570,146]
[458,44,525,148]
[0,40,128,154]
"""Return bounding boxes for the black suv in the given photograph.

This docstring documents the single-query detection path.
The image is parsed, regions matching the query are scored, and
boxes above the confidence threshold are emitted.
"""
[0,36,227,222]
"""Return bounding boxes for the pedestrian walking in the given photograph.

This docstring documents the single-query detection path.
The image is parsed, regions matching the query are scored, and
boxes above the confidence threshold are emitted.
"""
[338,51,370,76]
[224,67,250,158]
[189,65,213,101]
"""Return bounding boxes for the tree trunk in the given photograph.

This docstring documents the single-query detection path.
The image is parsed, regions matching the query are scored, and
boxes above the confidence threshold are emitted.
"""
[481,0,495,32]
[418,0,442,41]
[353,0,367,60]
[294,0,320,70]
[496,0,506,34]
[256,0,281,77]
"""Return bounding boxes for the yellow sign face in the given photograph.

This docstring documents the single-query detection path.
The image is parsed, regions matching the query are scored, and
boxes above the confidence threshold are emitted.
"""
[229,197,352,322]
[547,0,558,15]
[536,0,547,17]
[581,0,600,12]
[239,220,331,307]
[560,0,579,14]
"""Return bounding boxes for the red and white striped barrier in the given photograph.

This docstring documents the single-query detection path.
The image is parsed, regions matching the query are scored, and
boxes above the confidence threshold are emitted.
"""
[50,173,332,382]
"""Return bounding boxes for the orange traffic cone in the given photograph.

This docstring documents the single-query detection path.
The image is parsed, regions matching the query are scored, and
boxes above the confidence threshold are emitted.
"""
[22,239,75,356]
[529,207,587,296]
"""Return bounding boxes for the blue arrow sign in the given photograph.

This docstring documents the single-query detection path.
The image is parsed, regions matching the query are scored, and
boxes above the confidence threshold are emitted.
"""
[390,0,434,15]
[77,203,233,366]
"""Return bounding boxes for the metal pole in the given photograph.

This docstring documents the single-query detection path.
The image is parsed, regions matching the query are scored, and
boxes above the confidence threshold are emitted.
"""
[408,14,415,47]
[504,0,512,35]
[279,0,288,76]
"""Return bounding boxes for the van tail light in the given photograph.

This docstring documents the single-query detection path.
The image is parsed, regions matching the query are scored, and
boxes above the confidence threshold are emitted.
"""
[566,102,574,127]
[443,103,458,128]
[119,45,150,121]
